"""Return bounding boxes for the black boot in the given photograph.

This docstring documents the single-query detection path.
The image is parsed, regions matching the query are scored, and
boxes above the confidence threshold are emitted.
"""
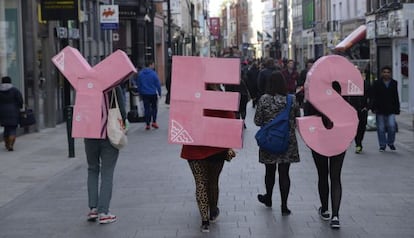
[257,194,272,207]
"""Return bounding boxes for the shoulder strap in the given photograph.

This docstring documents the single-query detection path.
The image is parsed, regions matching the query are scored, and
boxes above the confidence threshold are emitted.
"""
[110,88,119,109]
[262,95,292,129]
[286,94,292,110]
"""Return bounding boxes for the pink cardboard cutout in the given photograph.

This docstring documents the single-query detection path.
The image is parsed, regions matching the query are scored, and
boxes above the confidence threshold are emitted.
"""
[52,46,136,138]
[169,56,243,148]
[297,55,363,156]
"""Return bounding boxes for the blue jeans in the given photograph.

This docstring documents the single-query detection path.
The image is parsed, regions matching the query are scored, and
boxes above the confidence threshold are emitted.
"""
[142,94,158,125]
[84,138,119,214]
[376,114,396,148]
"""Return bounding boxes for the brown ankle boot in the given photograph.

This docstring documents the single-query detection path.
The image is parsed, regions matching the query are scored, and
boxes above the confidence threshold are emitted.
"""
[4,137,10,150]
[8,136,16,151]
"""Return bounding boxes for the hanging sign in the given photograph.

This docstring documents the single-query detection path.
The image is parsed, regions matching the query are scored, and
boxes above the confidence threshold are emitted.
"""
[100,5,119,30]
[40,0,78,21]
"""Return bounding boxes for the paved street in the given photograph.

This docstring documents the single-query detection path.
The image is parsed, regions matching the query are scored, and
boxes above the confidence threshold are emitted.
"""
[0,99,413,238]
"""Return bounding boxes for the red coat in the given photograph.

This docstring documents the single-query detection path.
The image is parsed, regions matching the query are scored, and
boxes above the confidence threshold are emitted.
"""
[181,110,235,160]
[282,69,299,94]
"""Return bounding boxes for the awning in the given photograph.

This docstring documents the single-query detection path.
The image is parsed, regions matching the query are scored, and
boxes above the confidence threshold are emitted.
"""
[334,25,367,52]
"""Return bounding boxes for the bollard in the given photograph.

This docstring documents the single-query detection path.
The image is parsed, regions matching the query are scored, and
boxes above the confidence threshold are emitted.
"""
[65,105,75,158]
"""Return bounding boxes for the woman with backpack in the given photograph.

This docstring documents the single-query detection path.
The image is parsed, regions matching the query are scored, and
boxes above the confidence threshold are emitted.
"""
[254,71,300,215]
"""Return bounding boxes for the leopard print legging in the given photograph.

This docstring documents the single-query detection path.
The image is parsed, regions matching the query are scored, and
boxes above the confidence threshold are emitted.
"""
[188,155,225,222]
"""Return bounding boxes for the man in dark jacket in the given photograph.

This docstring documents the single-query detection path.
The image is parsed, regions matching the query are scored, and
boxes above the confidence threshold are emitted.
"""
[371,66,400,152]
[257,58,280,99]
[0,76,23,151]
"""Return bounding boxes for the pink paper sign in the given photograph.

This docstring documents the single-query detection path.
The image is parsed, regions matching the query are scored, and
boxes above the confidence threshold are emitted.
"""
[52,46,136,138]
[169,56,243,148]
[297,55,363,156]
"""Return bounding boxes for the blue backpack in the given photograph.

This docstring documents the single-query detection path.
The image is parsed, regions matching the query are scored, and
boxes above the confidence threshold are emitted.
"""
[255,95,292,154]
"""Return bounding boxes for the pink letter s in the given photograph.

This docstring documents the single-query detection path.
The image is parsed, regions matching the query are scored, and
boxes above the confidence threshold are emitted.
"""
[297,55,363,156]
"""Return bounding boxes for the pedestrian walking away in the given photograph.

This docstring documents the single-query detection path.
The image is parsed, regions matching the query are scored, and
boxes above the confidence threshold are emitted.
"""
[370,66,400,152]
[297,59,314,108]
[281,59,299,94]
[180,83,236,233]
[348,66,371,154]
[254,71,300,216]
[246,60,260,107]
[133,61,162,130]
[0,76,23,152]
[85,86,126,224]
[303,82,346,229]
[225,59,250,128]
[257,58,280,99]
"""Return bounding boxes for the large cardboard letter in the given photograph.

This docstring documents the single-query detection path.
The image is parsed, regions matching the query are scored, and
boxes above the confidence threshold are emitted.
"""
[169,56,243,148]
[52,46,136,138]
[297,55,363,156]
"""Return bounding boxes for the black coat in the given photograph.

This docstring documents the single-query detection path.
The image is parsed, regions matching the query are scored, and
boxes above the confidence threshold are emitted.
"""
[257,66,279,97]
[371,79,400,115]
[246,64,259,98]
[0,84,23,126]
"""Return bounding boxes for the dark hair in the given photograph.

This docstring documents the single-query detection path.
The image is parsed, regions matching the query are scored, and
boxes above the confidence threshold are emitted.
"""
[381,65,392,72]
[264,58,275,68]
[265,71,287,96]
[1,76,11,84]
[145,61,153,67]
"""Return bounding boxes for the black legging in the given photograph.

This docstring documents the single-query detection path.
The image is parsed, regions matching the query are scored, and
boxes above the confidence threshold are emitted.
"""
[238,94,249,120]
[312,151,345,217]
[355,110,368,147]
[264,163,291,209]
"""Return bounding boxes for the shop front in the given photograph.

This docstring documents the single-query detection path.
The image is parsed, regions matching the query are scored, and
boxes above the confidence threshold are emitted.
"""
[365,4,414,113]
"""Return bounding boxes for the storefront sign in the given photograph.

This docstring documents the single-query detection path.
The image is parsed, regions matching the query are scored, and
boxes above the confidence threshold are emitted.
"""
[119,6,139,19]
[100,5,119,30]
[388,10,407,37]
[376,14,389,38]
[40,0,78,20]
[366,15,376,39]
[209,17,220,40]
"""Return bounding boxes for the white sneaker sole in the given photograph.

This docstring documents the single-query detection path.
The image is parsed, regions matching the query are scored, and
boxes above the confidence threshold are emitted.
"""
[99,218,117,224]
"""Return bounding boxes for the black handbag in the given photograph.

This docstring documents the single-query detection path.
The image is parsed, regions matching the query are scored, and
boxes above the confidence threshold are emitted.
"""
[127,109,145,123]
[19,108,36,127]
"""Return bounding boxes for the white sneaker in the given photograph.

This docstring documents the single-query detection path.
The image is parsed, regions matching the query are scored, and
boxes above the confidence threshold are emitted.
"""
[87,208,98,221]
[98,213,117,224]
[330,216,340,229]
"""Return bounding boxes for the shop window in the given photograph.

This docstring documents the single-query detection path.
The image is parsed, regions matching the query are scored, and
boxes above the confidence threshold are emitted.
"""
[0,0,21,90]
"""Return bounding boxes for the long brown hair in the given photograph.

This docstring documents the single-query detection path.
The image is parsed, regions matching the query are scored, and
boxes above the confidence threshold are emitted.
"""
[265,70,288,96]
